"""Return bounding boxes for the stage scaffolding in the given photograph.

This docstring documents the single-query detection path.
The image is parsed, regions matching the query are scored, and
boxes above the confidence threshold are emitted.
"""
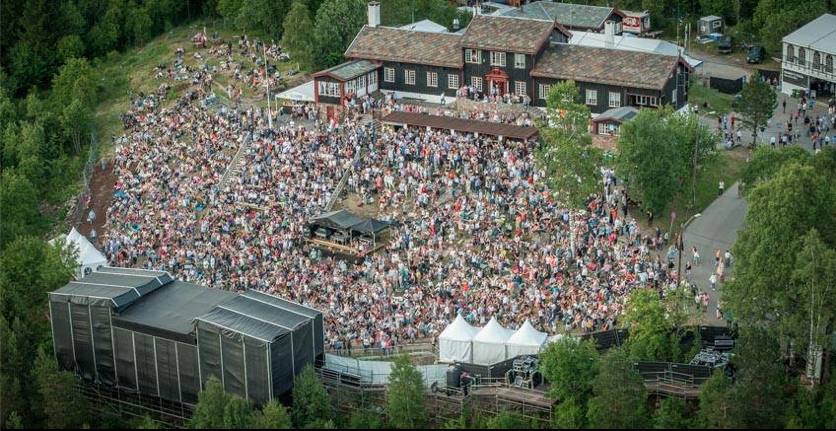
[74,382,193,428]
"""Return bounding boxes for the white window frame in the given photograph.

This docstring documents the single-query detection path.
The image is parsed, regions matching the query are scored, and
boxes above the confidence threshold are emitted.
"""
[369,71,377,86]
[318,81,340,97]
[490,51,506,67]
[514,53,526,69]
[427,72,438,88]
[471,76,483,92]
[448,74,459,90]
[405,69,416,85]
[608,91,621,108]
[465,49,481,64]
[514,81,526,96]
[538,83,551,100]
[585,89,598,106]
[384,67,395,83]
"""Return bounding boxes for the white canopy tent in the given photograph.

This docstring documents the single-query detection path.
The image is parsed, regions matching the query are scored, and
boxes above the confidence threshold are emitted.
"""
[438,314,480,363]
[472,317,514,366]
[51,228,108,279]
[506,320,548,358]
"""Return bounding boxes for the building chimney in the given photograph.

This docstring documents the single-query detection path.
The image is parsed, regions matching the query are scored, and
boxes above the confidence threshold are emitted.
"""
[368,1,381,28]
[604,20,616,48]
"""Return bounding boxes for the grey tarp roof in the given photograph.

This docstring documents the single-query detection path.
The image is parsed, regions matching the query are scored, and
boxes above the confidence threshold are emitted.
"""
[194,291,323,343]
[350,218,392,235]
[313,60,380,81]
[782,14,836,55]
[309,209,366,230]
[112,280,235,342]
[593,106,640,123]
[502,1,617,30]
[50,267,173,311]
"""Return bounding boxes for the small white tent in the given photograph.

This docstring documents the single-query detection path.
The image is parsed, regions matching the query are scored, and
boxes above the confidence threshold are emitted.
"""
[472,317,514,366]
[52,228,108,279]
[506,320,548,358]
[438,314,480,363]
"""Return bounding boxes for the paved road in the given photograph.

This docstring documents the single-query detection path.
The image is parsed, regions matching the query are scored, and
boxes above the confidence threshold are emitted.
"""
[682,182,747,326]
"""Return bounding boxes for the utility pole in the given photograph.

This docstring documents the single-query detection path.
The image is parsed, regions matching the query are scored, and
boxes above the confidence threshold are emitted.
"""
[263,44,272,130]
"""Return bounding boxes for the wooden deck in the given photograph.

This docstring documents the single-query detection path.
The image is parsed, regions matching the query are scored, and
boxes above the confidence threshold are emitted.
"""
[470,385,556,408]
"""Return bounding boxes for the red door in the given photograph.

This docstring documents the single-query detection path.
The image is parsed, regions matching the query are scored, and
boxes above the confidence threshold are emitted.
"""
[485,67,510,96]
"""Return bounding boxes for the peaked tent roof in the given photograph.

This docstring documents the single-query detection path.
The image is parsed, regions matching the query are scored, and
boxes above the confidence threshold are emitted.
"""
[439,314,481,342]
[473,316,514,344]
[782,14,836,55]
[65,228,108,268]
[50,267,173,311]
[507,320,548,347]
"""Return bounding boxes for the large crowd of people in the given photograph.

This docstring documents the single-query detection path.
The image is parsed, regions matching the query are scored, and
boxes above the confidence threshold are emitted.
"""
[101,41,683,353]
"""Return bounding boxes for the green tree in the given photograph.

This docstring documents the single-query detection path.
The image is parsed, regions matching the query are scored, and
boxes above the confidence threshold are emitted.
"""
[730,327,787,428]
[586,349,649,429]
[386,355,427,429]
[617,108,681,215]
[190,376,230,428]
[281,0,315,70]
[134,415,161,429]
[539,336,599,409]
[61,98,93,154]
[724,162,835,353]
[623,288,689,362]
[312,0,366,68]
[792,229,836,354]
[51,57,97,111]
[741,145,811,190]
[0,171,42,249]
[251,400,292,429]
[733,77,777,147]
[752,0,828,53]
[653,397,692,429]
[34,348,90,428]
[698,370,736,428]
[553,397,586,429]
[480,410,534,429]
[223,396,255,428]
[57,35,86,63]
[347,409,385,429]
[4,411,24,429]
[291,365,331,428]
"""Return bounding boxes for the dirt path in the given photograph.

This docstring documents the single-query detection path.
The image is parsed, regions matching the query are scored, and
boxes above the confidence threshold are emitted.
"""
[74,160,117,245]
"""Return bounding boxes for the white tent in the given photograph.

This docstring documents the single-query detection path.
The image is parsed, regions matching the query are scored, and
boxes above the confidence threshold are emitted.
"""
[472,317,514,366]
[438,314,480,363]
[506,320,548,358]
[52,228,108,279]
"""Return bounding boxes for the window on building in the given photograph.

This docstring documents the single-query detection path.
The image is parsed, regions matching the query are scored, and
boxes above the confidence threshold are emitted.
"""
[672,88,677,105]
[369,71,377,86]
[608,91,621,108]
[318,81,340,97]
[346,80,356,95]
[813,51,821,69]
[786,45,795,62]
[585,89,597,106]
[826,55,834,73]
[465,49,480,64]
[597,122,618,135]
[405,69,416,85]
[539,83,551,99]
[490,51,506,67]
[629,94,658,107]
[448,74,459,89]
[514,81,526,96]
[384,67,395,83]
[798,48,806,66]
[427,72,438,87]
[358,75,366,90]
[514,53,526,69]
[471,76,483,92]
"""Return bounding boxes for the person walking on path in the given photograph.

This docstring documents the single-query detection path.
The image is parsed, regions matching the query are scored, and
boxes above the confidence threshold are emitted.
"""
[692,246,701,265]
[718,180,725,197]
[710,273,718,291]
[783,99,787,114]
[724,250,732,269]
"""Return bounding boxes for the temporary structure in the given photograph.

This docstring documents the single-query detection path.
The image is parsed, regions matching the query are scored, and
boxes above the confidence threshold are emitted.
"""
[472,317,514,366]
[52,228,108,279]
[506,320,548,357]
[438,314,480,363]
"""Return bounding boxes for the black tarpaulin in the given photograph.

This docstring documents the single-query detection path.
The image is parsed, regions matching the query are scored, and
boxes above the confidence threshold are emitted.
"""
[155,337,179,402]
[177,343,200,404]
[197,324,222,386]
[195,307,286,343]
[270,334,294,396]
[113,327,137,391]
[241,291,325,358]
[221,332,246,398]
[134,332,158,395]
[308,209,366,230]
[244,338,269,405]
[70,303,96,380]
[291,323,313,378]
[91,306,115,385]
[50,300,74,371]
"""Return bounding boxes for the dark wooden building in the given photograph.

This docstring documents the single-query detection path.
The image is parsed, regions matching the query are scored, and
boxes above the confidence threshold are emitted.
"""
[316,10,690,115]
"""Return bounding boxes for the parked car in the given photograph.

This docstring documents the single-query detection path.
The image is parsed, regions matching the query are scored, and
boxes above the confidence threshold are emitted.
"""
[747,45,765,63]
[718,37,733,54]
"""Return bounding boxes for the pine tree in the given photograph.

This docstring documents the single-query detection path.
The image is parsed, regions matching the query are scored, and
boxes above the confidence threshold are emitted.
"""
[190,376,230,428]
[281,0,315,70]
[386,355,427,429]
[291,365,331,427]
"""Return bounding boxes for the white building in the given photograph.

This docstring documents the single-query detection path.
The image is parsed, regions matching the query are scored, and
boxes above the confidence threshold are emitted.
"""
[781,14,836,97]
